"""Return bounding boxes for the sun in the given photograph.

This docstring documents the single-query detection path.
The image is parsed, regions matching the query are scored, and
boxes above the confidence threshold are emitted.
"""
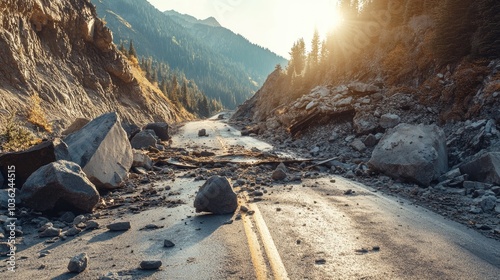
[316,8,345,34]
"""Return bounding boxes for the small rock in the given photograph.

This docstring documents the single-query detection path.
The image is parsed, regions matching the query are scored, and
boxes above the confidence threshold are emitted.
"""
[363,134,378,147]
[73,215,87,225]
[252,191,264,197]
[198,129,207,137]
[140,260,162,270]
[85,220,99,230]
[240,205,249,212]
[64,226,82,237]
[315,259,326,265]
[380,113,401,129]
[350,139,366,152]
[107,221,131,231]
[478,196,497,212]
[39,227,61,238]
[344,189,354,195]
[164,240,175,248]
[68,253,88,273]
[272,169,287,181]
[59,212,76,223]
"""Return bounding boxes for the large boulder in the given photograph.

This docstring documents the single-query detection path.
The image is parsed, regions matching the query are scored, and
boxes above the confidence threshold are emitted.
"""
[194,176,238,214]
[130,130,158,150]
[64,112,133,189]
[19,161,100,213]
[368,124,448,186]
[144,122,170,141]
[460,152,500,185]
[0,139,69,188]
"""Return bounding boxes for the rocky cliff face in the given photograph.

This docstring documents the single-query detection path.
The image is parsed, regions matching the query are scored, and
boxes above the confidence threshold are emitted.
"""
[0,0,189,130]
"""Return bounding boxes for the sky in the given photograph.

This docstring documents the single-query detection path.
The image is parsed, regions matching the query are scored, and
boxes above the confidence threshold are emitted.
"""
[147,0,342,59]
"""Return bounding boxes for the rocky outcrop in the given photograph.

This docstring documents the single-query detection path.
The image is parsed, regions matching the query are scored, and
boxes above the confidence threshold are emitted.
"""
[0,139,69,188]
[64,112,133,189]
[19,160,99,213]
[194,176,238,214]
[0,0,190,131]
[368,124,448,186]
[460,152,500,185]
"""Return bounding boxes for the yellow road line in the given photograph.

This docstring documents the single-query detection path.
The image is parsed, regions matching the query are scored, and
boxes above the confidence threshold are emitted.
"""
[243,210,269,280]
[249,204,290,280]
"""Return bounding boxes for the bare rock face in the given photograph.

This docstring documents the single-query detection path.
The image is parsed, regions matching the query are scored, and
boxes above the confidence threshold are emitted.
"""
[64,112,133,189]
[460,152,500,185]
[194,176,237,214]
[19,160,99,213]
[368,124,448,186]
[0,139,69,188]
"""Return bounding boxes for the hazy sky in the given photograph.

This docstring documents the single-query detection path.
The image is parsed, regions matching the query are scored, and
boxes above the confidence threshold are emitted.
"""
[147,0,342,58]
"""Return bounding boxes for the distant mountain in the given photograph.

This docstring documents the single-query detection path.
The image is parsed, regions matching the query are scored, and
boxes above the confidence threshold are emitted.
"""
[92,0,287,109]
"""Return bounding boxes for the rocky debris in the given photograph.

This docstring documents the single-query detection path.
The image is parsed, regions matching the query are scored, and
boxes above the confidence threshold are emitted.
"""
[363,134,379,147]
[477,196,497,212]
[19,160,100,213]
[460,152,500,185]
[198,129,208,137]
[62,118,90,136]
[368,124,448,186]
[163,240,175,248]
[85,220,100,230]
[194,176,238,214]
[0,139,69,188]
[68,253,89,273]
[131,130,159,150]
[39,226,61,238]
[350,139,366,152]
[144,122,170,141]
[132,150,153,170]
[107,221,131,231]
[64,112,133,189]
[272,163,287,181]
[64,226,82,237]
[354,112,378,135]
[73,215,87,225]
[140,260,162,270]
[379,113,401,129]
[59,211,76,223]
[122,123,141,140]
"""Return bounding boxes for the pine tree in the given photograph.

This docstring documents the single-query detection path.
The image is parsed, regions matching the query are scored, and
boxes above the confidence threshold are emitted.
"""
[309,29,320,69]
[128,40,137,58]
[287,38,306,77]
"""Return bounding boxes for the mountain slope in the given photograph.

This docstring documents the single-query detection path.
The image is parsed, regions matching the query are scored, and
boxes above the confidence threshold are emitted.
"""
[0,0,190,133]
[92,0,286,109]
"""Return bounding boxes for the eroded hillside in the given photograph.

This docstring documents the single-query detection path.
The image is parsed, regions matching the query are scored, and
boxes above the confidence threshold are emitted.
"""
[0,0,191,134]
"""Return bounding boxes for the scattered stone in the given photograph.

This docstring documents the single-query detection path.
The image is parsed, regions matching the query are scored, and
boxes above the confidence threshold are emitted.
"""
[19,161,100,213]
[272,169,287,181]
[39,250,51,258]
[476,224,492,230]
[59,211,76,223]
[73,215,87,225]
[368,124,448,186]
[344,189,354,195]
[107,221,131,231]
[198,129,207,137]
[372,246,380,251]
[477,196,497,212]
[460,152,500,185]
[0,139,69,188]
[122,122,141,140]
[363,134,378,147]
[39,227,61,238]
[354,112,378,135]
[194,176,238,214]
[380,113,401,129]
[65,112,133,189]
[85,220,100,230]
[68,253,88,273]
[163,240,175,248]
[132,150,153,170]
[240,205,249,212]
[130,130,158,150]
[64,226,82,237]
[144,122,170,141]
[315,259,327,265]
[350,139,366,152]
[140,260,162,270]
[252,190,264,197]
[62,118,90,136]
[439,168,462,182]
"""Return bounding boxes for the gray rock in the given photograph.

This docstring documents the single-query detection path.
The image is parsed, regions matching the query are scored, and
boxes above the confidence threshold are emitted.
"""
[73,215,87,225]
[439,168,462,182]
[39,226,61,237]
[463,181,492,190]
[59,212,76,223]
[132,150,153,170]
[144,122,170,141]
[354,112,378,135]
[469,206,483,214]
[272,169,287,181]
[164,240,175,248]
[140,260,162,270]
[68,253,88,273]
[130,130,158,150]
[64,226,82,237]
[107,221,131,231]
[85,220,100,230]
[62,118,90,136]
[368,124,448,186]
[20,161,99,213]
[198,129,207,137]
[495,204,500,214]
[478,196,497,212]
[328,132,339,142]
[460,152,500,185]
[379,113,401,129]
[0,139,69,188]
[65,112,133,189]
[363,134,378,147]
[350,139,366,152]
[194,176,238,214]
